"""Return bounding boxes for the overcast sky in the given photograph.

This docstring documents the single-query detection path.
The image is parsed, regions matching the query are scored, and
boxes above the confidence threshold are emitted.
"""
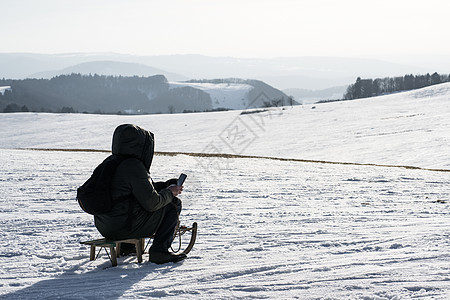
[1,0,450,59]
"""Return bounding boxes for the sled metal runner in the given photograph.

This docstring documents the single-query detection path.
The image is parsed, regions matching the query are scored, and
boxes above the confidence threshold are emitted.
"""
[80,222,197,267]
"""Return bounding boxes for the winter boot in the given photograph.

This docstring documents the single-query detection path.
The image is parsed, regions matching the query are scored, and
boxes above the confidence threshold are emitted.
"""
[149,251,187,264]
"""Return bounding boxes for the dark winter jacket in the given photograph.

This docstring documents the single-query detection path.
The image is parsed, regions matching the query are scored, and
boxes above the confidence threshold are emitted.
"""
[94,124,174,240]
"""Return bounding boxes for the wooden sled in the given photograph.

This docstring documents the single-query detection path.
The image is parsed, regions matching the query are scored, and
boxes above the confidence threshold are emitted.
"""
[80,222,197,267]
[80,237,145,267]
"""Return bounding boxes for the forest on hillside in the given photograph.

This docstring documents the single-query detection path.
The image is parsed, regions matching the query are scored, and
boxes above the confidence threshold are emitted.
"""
[0,74,168,113]
[344,72,450,100]
[0,74,215,114]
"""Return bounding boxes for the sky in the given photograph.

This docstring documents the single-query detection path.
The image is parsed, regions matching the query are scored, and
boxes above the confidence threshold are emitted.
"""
[1,0,450,59]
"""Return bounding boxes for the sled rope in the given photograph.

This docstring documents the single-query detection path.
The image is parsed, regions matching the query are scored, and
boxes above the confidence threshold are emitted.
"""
[96,246,112,262]
[171,224,183,253]
[170,202,182,253]
[142,222,191,254]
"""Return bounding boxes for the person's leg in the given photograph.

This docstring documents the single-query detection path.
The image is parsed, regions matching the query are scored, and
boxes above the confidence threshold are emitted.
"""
[149,200,181,253]
[149,199,186,264]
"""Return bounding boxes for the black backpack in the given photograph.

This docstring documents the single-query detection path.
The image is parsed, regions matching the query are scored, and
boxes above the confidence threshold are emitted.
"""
[77,154,129,215]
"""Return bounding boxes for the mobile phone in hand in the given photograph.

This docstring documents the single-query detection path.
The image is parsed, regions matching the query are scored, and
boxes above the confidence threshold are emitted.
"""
[177,173,187,186]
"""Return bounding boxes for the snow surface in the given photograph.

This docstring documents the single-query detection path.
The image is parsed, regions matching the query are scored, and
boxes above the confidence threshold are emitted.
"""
[0,86,11,95]
[169,82,253,109]
[0,83,450,299]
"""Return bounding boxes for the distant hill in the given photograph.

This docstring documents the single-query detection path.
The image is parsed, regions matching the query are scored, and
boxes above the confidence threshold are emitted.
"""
[0,74,294,114]
[28,60,188,82]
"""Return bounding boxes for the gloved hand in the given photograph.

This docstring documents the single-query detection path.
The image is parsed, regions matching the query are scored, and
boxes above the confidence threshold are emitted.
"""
[153,178,178,192]
[165,178,178,186]
[167,184,183,197]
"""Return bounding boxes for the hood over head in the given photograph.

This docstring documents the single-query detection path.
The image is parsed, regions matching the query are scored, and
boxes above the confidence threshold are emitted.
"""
[112,124,154,170]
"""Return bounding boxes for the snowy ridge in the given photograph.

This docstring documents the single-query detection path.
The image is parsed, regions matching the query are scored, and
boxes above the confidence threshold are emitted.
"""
[0,82,449,169]
[0,83,449,299]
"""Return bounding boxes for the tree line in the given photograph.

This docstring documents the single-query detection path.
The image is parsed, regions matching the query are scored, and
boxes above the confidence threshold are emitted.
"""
[344,72,450,100]
[0,73,169,113]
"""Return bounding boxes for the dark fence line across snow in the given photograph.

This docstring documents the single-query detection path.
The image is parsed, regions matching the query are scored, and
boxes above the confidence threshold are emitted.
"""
[15,148,450,173]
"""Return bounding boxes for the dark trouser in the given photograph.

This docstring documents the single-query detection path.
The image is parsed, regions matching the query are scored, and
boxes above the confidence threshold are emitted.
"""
[149,199,182,253]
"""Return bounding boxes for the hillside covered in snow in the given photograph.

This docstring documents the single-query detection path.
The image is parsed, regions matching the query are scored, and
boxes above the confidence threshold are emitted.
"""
[1,82,449,170]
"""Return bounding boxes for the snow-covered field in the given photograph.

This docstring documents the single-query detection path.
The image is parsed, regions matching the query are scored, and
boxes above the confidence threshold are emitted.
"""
[1,82,449,170]
[0,83,449,299]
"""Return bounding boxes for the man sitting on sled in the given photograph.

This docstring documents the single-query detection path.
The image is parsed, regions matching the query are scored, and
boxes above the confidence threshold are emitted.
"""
[94,124,186,264]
